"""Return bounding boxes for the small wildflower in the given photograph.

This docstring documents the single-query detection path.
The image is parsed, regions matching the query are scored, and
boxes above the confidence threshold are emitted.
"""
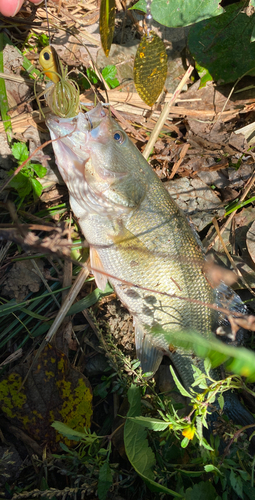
[182,425,195,440]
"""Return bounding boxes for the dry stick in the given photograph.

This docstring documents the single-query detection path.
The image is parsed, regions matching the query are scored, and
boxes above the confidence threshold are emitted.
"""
[20,265,90,389]
[213,66,255,127]
[212,217,255,297]
[169,143,190,180]
[143,65,194,160]
[207,170,255,251]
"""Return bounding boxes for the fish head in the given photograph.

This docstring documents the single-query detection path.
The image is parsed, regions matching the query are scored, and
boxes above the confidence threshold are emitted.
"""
[46,104,149,216]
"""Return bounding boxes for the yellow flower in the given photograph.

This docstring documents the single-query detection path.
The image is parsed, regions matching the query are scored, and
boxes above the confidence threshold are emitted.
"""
[182,426,195,440]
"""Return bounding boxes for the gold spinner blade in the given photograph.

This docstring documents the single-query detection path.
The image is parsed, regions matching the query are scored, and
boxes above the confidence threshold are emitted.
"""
[134,32,167,107]
[100,0,116,57]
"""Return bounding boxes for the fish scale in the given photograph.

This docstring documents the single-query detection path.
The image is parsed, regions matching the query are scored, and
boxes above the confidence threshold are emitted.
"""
[46,104,255,426]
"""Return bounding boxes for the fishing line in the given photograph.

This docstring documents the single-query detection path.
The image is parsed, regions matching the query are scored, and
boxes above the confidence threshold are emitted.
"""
[44,0,51,44]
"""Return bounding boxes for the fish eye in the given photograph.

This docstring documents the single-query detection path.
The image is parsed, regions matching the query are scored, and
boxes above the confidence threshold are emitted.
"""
[43,51,51,61]
[113,131,125,144]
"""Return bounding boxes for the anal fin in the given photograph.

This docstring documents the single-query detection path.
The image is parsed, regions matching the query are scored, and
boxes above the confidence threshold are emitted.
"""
[90,247,108,291]
[134,319,163,376]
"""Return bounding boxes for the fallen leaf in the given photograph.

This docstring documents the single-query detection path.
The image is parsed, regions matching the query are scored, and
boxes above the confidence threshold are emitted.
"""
[0,344,92,451]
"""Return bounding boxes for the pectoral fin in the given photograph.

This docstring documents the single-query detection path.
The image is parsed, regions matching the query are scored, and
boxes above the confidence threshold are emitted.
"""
[134,319,163,375]
[109,222,151,267]
[90,247,108,291]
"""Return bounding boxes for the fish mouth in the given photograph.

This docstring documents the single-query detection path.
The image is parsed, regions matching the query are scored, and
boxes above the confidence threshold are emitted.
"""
[86,103,107,131]
[45,103,108,151]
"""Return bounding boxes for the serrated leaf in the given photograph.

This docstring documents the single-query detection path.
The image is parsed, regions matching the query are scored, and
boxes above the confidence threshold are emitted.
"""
[31,177,43,198]
[188,4,255,84]
[134,32,167,106]
[32,164,47,178]
[102,65,120,88]
[98,462,113,500]
[11,142,29,162]
[102,64,117,80]
[11,174,32,198]
[170,366,191,398]
[52,421,89,441]
[128,416,169,431]
[185,481,218,500]
[131,0,224,28]
[100,0,115,57]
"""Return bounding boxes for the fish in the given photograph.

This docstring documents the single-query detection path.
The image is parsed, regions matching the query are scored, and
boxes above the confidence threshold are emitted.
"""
[46,104,254,427]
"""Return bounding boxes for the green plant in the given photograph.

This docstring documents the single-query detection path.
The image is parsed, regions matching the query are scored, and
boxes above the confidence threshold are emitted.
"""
[80,65,120,90]
[132,0,255,85]
[8,142,47,201]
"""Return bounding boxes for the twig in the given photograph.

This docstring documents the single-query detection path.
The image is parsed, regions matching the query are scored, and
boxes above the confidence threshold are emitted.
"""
[212,217,255,297]
[169,143,190,179]
[143,65,194,160]
[207,170,255,251]
[20,265,89,390]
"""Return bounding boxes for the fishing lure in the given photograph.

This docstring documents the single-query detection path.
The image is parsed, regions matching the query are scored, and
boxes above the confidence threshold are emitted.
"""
[38,44,80,118]
[99,0,116,57]
[133,0,167,106]
[98,0,167,106]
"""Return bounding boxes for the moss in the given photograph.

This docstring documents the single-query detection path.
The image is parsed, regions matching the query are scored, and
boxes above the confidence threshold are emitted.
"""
[0,374,26,418]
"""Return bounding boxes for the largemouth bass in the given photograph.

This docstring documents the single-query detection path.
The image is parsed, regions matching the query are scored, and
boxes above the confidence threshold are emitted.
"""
[46,104,254,426]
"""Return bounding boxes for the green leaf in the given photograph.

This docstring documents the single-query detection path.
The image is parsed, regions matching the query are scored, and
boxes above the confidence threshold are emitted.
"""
[87,67,99,84]
[251,0,255,42]
[229,469,243,499]
[98,462,113,500]
[102,65,117,80]
[184,481,218,500]
[52,421,87,440]
[0,34,12,143]
[188,4,255,84]
[52,421,97,442]
[32,164,47,178]
[218,393,224,411]
[67,283,113,315]
[30,177,43,198]
[195,63,213,88]
[38,33,49,47]
[131,0,224,28]
[102,65,120,89]
[181,437,189,448]
[11,142,29,163]
[170,366,192,398]
[124,385,155,480]
[9,172,32,198]
[153,327,255,382]
[124,385,182,497]
[204,464,223,475]
[196,416,203,443]
[128,416,169,431]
